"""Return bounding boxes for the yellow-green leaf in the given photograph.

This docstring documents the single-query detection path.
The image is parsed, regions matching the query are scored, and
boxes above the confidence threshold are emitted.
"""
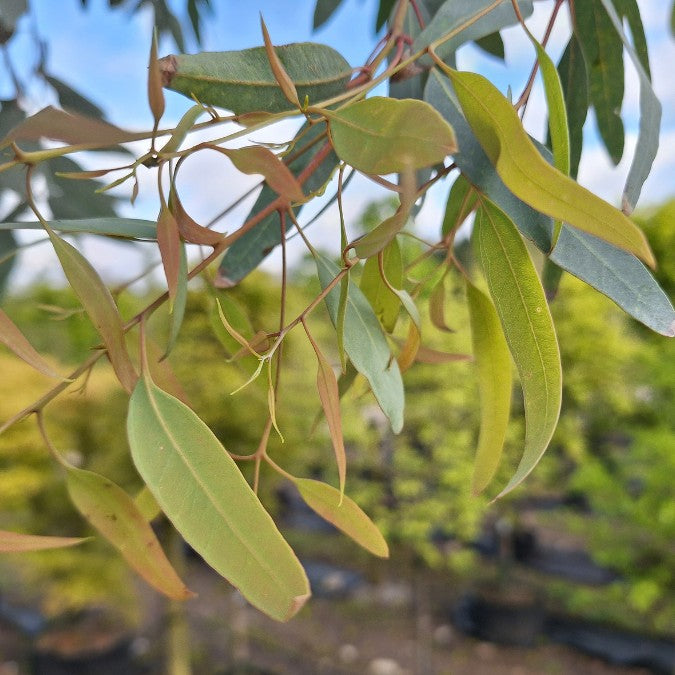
[474,200,562,497]
[0,307,62,379]
[0,530,86,552]
[127,371,310,621]
[466,280,512,495]
[294,478,388,558]
[66,466,193,600]
[45,227,137,392]
[306,328,346,497]
[328,97,457,175]
[359,238,402,333]
[444,67,655,268]
[159,104,205,155]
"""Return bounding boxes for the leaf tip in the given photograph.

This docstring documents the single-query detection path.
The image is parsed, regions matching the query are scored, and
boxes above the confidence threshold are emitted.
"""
[283,591,311,621]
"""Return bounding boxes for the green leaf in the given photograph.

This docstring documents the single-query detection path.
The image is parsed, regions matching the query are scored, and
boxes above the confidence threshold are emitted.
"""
[46,228,137,392]
[294,478,388,557]
[313,0,344,28]
[159,43,351,114]
[375,0,396,31]
[0,218,157,240]
[208,292,255,357]
[597,0,661,213]
[316,253,404,433]
[575,0,624,165]
[328,97,456,175]
[442,67,655,267]
[0,307,62,378]
[466,281,512,495]
[413,0,533,64]
[555,36,589,178]
[0,530,86,552]
[66,466,193,600]
[134,486,162,522]
[127,372,310,621]
[359,238,403,333]
[475,32,505,60]
[159,104,205,154]
[218,122,338,285]
[473,200,561,497]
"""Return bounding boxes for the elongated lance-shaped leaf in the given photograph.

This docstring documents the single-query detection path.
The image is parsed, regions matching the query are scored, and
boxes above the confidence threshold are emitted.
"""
[159,43,351,115]
[305,326,346,497]
[127,369,310,621]
[313,0,344,28]
[328,97,456,175]
[45,227,137,392]
[442,67,655,268]
[442,173,478,237]
[164,242,188,358]
[425,71,672,335]
[413,0,533,65]
[218,122,338,286]
[169,186,223,246]
[597,0,661,213]
[0,307,62,379]
[135,486,162,522]
[359,238,402,333]
[0,218,157,240]
[66,466,193,600]
[159,104,205,155]
[574,0,624,165]
[0,530,86,552]
[157,206,181,308]
[261,17,300,108]
[0,230,17,299]
[473,200,561,497]
[148,31,165,127]
[466,280,512,495]
[555,35,588,178]
[316,254,404,433]
[550,227,675,337]
[1,106,148,148]
[294,478,388,557]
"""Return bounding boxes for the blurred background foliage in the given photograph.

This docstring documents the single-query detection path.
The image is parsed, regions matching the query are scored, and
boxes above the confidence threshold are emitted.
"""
[0,198,672,634]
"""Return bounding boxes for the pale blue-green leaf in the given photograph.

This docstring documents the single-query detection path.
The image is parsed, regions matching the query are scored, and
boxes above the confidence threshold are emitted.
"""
[413,0,533,65]
[0,218,156,240]
[316,254,404,433]
[550,227,675,337]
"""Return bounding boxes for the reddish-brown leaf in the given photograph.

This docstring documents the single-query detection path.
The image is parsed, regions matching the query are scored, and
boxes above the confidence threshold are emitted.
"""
[169,187,224,246]
[148,32,166,126]
[261,17,300,108]
[0,530,86,552]
[156,207,181,306]
[0,307,63,379]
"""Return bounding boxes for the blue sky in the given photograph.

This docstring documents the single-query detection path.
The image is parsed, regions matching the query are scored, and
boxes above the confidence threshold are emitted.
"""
[5,0,675,284]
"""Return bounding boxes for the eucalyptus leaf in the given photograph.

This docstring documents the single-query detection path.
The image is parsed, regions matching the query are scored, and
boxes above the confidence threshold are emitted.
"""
[160,43,351,114]
[360,238,403,333]
[0,218,156,240]
[294,478,389,557]
[329,97,456,175]
[597,0,661,213]
[474,200,562,497]
[65,466,193,600]
[0,230,17,298]
[466,280,512,495]
[313,0,344,28]
[45,74,104,119]
[442,67,655,267]
[316,253,404,433]
[413,0,533,65]
[127,372,310,621]
[0,529,85,552]
[575,0,624,165]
